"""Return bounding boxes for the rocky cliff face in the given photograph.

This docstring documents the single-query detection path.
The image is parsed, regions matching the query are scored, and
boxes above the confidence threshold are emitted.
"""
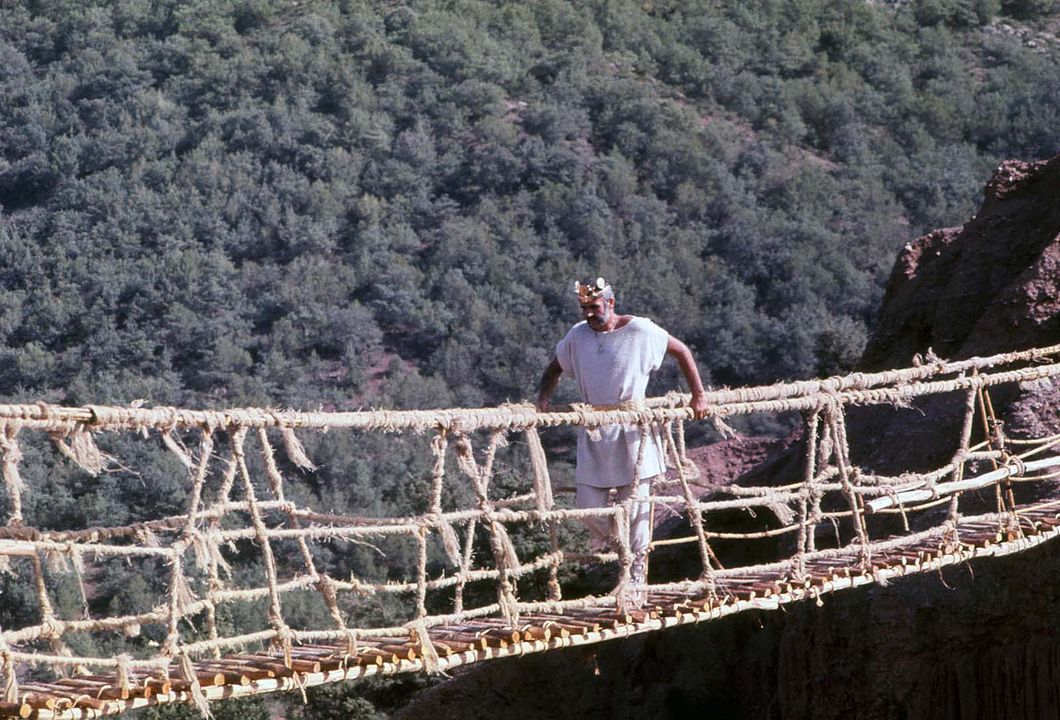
[851,155,1060,475]
[863,156,1060,369]
[393,155,1060,720]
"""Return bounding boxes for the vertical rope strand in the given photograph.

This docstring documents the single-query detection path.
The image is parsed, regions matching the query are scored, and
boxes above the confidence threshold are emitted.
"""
[0,423,24,526]
[945,388,979,544]
[415,526,429,619]
[177,430,217,661]
[1,649,18,704]
[826,405,871,565]
[453,518,477,615]
[523,425,563,600]
[982,385,1021,531]
[258,428,319,576]
[524,427,554,512]
[795,410,820,578]
[231,428,293,664]
[259,426,352,632]
[30,552,67,672]
[662,425,718,589]
[427,431,461,565]
[203,443,238,659]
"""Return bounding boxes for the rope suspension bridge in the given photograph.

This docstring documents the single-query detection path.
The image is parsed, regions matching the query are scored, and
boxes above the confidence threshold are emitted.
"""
[2,345,1060,719]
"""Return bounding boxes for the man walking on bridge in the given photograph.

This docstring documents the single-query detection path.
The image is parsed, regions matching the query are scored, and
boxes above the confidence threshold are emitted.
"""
[536,277,709,596]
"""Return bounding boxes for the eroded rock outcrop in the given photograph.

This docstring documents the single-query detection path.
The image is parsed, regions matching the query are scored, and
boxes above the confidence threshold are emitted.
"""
[864,156,1060,369]
[851,155,1060,474]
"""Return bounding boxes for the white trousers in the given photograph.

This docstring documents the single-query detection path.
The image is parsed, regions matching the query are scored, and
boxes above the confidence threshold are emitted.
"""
[575,476,655,558]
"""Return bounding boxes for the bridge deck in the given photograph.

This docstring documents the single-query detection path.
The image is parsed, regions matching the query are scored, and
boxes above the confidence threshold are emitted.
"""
[6,506,1058,720]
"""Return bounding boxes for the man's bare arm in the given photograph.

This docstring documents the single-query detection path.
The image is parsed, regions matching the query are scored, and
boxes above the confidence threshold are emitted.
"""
[536,355,563,411]
[666,336,709,418]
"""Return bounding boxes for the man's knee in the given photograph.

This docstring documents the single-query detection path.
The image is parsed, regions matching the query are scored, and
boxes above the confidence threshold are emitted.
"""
[575,483,612,510]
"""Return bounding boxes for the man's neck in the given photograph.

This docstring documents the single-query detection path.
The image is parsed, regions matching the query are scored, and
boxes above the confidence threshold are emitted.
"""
[592,314,633,333]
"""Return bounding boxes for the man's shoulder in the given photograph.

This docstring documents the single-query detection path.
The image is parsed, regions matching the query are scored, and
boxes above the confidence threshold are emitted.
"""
[627,316,668,334]
[559,321,591,345]
[564,321,590,335]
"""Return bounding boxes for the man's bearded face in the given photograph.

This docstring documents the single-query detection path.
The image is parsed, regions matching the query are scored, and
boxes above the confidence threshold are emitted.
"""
[581,297,613,331]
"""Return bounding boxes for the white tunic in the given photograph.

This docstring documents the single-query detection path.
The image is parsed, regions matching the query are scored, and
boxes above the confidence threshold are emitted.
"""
[555,316,669,488]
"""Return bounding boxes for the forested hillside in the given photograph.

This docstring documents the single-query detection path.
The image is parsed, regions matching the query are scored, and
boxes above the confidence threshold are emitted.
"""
[0,3,1058,714]
[2,0,1057,414]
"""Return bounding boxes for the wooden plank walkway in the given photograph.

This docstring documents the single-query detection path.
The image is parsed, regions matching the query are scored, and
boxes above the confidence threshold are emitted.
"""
[5,506,1058,720]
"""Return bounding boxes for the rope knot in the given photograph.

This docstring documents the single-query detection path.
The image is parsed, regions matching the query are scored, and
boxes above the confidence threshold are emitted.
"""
[0,425,23,464]
[941,519,960,547]
[711,415,737,439]
[115,654,133,694]
[407,620,443,675]
[923,473,940,499]
[178,652,212,718]
[343,630,359,656]
[274,625,297,647]
[344,573,377,596]
[662,390,685,408]
[41,618,66,640]
[271,624,297,669]
[63,540,79,561]
[1003,454,1026,478]
[184,528,213,571]
[1,650,17,704]
[136,526,161,547]
[570,404,603,441]
[813,392,839,414]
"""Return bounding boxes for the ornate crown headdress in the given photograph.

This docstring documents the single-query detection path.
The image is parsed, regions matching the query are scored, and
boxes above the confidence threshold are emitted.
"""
[574,277,610,302]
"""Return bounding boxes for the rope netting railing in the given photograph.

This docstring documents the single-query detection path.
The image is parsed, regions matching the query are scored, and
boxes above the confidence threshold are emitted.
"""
[0,343,1059,716]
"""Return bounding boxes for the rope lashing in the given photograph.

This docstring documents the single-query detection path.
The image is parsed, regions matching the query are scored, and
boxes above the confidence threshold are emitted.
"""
[428,430,462,565]
[453,431,521,626]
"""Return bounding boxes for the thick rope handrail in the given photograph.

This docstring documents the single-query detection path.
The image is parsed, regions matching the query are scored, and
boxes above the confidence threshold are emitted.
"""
[0,345,1056,434]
